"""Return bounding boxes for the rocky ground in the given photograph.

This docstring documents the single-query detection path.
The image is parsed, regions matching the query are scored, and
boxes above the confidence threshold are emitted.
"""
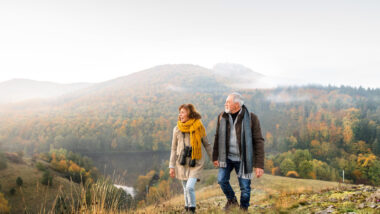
[285,184,379,214]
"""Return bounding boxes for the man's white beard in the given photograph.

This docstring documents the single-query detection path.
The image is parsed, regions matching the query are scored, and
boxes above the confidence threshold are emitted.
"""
[225,108,231,113]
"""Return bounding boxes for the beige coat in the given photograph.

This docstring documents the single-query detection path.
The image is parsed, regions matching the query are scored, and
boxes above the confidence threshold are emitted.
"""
[169,126,213,180]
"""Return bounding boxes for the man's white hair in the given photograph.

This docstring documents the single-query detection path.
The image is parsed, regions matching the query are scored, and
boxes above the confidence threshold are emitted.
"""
[229,92,244,106]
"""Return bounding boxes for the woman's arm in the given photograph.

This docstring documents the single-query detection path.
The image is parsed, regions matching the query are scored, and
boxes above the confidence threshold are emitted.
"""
[169,127,178,168]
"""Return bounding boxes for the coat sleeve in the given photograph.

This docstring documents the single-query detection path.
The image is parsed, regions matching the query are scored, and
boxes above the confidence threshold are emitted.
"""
[251,113,265,169]
[212,113,221,161]
[202,136,213,160]
[169,127,178,168]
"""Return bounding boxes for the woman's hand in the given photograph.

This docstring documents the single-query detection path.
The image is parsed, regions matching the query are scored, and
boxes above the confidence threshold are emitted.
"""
[169,168,175,178]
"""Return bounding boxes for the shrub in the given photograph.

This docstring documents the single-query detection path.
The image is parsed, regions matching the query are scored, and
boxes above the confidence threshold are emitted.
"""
[298,160,313,179]
[0,192,10,213]
[280,158,296,175]
[286,171,300,178]
[36,162,47,171]
[9,188,16,195]
[368,160,380,186]
[272,166,281,175]
[41,171,53,186]
[16,177,23,186]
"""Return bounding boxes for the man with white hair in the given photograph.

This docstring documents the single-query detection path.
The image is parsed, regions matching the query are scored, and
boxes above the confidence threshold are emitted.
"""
[213,92,265,212]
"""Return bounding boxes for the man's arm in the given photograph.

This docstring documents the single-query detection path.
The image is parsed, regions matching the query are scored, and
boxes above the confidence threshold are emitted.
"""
[212,113,221,162]
[251,113,265,169]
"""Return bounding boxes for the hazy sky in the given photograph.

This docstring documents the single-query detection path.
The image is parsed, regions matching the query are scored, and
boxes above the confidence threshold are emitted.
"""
[1,0,379,88]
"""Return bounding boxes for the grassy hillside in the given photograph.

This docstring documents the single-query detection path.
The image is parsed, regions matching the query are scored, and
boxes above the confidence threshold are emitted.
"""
[136,169,380,214]
[1,157,379,213]
[0,157,81,213]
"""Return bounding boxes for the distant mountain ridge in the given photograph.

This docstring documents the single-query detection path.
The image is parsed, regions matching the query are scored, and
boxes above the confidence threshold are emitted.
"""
[0,78,93,104]
[0,63,268,105]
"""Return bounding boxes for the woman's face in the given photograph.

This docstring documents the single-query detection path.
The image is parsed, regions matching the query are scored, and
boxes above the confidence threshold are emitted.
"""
[179,108,190,123]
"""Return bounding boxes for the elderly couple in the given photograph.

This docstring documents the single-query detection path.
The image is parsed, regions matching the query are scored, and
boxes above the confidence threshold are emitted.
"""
[169,92,265,213]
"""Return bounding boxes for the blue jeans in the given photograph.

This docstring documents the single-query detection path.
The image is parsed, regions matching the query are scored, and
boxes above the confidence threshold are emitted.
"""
[217,159,251,208]
[181,177,197,207]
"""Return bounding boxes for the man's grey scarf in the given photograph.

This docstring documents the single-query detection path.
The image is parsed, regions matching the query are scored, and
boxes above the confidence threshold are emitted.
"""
[218,105,253,179]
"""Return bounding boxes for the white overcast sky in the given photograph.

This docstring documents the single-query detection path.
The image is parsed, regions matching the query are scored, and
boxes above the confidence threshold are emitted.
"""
[0,0,379,88]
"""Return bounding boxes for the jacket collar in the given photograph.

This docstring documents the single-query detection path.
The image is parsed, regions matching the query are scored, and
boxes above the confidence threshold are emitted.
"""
[222,104,247,119]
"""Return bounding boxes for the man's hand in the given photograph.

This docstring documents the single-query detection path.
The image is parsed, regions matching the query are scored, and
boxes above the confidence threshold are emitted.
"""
[169,168,175,178]
[213,160,219,167]
[255,168,264,178]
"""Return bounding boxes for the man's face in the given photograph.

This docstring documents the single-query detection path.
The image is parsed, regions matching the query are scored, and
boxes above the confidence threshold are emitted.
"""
[225,95,240,114]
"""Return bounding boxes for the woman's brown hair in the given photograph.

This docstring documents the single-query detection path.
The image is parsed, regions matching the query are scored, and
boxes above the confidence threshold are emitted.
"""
[178,104,202,119]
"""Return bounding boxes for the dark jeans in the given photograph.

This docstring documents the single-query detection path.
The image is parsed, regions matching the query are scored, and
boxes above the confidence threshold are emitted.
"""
[217,158,251,208]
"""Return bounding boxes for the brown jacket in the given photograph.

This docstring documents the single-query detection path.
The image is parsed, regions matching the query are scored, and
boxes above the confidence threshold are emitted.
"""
[169,126,213,180]
[212,110,265,169]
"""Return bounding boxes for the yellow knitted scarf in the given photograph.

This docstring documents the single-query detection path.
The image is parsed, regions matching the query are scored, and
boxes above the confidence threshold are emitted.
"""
[177,118,206,160]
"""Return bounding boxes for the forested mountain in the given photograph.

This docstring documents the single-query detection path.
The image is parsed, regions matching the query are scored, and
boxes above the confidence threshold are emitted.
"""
[0,64,379,184]
[0,64,232,152]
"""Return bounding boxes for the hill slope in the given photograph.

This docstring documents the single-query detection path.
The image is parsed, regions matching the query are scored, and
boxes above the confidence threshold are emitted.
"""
[137,169,380,213]
[0,157,81,213]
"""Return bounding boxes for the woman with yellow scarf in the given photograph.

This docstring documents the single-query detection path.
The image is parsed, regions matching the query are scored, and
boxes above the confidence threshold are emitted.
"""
[169,104,213,213]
